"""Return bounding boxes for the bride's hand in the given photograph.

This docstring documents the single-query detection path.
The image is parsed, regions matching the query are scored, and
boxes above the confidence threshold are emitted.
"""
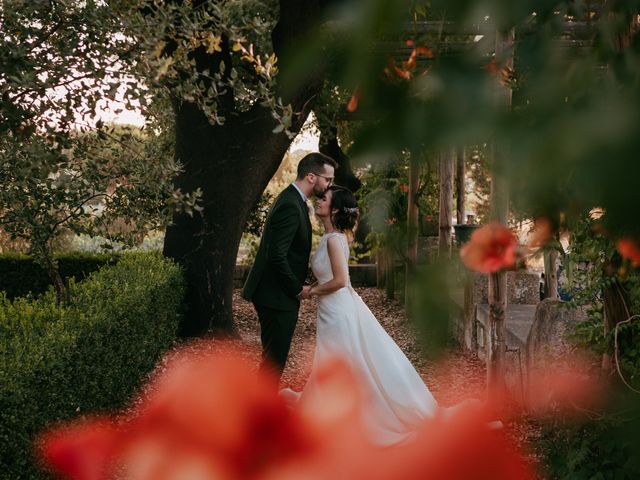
[298,285,313,300]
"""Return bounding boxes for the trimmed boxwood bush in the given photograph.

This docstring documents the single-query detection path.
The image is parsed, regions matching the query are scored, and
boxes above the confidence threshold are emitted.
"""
[0,252,184,479]
[0,252,120,299]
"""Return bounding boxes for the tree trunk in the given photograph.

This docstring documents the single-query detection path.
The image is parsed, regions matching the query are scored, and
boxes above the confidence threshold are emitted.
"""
[438,150,454,256]
[385,247,395,301]
[163,1,327,336]
[405,152,420,307]
[456,147,466,225]
[463,271,475,351]
[544,247,559,300]
[319,125,361,192]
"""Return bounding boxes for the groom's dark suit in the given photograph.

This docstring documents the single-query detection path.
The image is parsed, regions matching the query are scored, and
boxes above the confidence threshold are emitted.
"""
[242,184,312,378]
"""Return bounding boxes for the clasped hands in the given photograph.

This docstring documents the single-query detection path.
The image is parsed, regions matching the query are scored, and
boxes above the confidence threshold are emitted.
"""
[297,282,317,300]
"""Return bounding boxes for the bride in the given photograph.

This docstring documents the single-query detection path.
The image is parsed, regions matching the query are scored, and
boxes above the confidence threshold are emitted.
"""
[283,185,441,446]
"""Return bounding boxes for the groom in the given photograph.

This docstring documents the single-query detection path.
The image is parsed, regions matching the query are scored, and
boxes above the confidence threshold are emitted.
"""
[242,152,337,381]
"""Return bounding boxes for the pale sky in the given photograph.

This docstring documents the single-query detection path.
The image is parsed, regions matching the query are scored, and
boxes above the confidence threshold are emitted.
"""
[105,102,320,152]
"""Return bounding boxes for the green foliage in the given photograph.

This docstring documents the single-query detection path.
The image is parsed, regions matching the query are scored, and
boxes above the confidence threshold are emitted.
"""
[564,213,640,382]
[0,252,119,300]
[537,211,640,478]
[2,0,288,287]
[0,253,184,479]
[357,152,439,258]
[537,405,640,479]
[244,191,274,237]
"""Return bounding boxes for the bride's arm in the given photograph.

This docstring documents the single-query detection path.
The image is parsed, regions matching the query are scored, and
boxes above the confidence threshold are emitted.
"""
[309,236,348,296]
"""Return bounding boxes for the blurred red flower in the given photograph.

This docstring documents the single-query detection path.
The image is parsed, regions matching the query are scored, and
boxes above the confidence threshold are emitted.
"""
[357,403,533,480]
[399,183,409,193]
[346,90,359,113]
[460,222,518,273]
[617,238,640,266]
[38,343,535,480]
[38,346,322,480]
[39,419,119,480]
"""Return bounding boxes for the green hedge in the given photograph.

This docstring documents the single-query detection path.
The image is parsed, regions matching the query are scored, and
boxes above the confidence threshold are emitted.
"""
[0,252,185,479]
[0,252,120,299]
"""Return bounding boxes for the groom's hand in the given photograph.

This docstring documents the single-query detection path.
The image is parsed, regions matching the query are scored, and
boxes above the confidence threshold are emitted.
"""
[297,285,312,300]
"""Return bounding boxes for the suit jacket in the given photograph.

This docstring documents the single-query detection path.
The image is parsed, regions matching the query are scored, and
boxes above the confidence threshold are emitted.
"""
[241,185,312,311]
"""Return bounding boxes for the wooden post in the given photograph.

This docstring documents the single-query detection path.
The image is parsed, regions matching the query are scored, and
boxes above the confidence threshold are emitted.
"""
[544,247,559,299]
[376,248,386,288]
[385,247,395,300]
[487,28,514,401]
[406,152,420,307]
[438,150,454,257]
[456,147,466,226]
[463,271,475,351]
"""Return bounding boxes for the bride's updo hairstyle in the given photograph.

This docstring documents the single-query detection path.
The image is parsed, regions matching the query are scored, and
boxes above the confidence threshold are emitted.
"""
[328,185,359,235]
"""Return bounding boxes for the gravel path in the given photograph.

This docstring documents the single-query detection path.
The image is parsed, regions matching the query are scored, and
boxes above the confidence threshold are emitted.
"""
[234,287,489,404]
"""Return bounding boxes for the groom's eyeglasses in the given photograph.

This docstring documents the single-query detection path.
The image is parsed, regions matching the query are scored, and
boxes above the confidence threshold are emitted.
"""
[315,173,334,185]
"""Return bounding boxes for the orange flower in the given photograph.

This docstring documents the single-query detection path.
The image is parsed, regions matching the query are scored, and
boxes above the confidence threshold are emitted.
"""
[39,418,119,480]
[414,46,433,58]
[346,90,359,113]
[617,238,640,266]
[38,343,536,480]
[393,64,411,80]
[39,346,313,480]
[460,222,518,273]
[353,402,533,480]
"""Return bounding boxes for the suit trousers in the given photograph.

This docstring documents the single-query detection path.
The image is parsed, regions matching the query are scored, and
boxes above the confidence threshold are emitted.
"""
[255,304,299,381]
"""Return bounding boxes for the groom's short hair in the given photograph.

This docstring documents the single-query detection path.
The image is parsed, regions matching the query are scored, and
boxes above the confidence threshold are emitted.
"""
[296,152,338,180]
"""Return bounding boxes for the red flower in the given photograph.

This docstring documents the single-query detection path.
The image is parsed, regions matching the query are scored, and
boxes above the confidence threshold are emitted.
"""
[617,238,640,266]
[485,58,499,75]
[460,222,518,273]
[346,90,359,113]
[414,46,433,58]
[39,419,119,480]
[38,343,536,480]
[38,346,318,480]
[399,183,409,193]
[353,402,533,480]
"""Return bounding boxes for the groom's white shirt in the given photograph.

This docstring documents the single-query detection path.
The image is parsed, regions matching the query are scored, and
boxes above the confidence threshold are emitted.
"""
[291,182,307,202]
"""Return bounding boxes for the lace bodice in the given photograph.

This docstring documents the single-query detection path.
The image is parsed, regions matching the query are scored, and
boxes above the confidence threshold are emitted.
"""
[311,232,350,285]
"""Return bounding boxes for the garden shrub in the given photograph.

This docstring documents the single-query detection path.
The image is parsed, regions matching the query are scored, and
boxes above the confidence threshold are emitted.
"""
[0,252,120,299]
[0,252,184,479]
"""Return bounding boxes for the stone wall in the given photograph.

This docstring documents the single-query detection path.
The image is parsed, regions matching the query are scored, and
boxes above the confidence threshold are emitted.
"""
[473,271,540,305]
[526,298,588,367]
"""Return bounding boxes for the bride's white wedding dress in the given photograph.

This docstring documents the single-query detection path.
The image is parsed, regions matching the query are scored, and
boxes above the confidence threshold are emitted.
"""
[283,232,440,446]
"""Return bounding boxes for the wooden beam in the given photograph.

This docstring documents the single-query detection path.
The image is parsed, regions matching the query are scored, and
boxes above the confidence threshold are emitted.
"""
[487,27,514,403]
[438,149,455,256]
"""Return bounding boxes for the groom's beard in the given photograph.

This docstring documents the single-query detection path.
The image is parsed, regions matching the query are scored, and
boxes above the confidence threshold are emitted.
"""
[312,184,327,197]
